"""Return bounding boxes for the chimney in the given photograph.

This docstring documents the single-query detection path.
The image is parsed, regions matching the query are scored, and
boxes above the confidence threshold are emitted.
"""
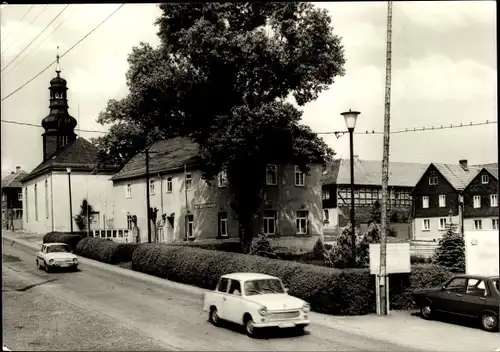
[16,166,21,172]
[459,159,468,170]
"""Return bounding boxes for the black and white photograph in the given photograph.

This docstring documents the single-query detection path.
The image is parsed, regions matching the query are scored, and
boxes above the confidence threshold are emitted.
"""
[1,2,498,351]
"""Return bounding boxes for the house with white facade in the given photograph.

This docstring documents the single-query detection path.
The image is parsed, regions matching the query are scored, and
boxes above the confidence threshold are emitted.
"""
[110,136,324,252]
[21,57,120,234]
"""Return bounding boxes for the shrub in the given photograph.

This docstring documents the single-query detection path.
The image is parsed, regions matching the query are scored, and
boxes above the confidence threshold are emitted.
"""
[249,233,277,258]
[410,253,432,265]
[432,223,465,273]
[324,226,364,268]
[43,232,86,250]
[167,241,243,253]
[131,244,453,315]
[75,237,137,264]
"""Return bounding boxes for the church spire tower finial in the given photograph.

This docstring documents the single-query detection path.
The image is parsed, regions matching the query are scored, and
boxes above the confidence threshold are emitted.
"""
[55,45,61,77]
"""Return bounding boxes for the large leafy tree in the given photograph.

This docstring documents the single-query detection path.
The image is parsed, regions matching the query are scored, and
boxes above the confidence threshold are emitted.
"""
[95,3,345,251]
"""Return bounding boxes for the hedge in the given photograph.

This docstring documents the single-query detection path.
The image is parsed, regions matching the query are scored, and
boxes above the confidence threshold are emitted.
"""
[132,244,453,315]
[167,241,243,253]
[43,232,87,251]
[75,237,137,264]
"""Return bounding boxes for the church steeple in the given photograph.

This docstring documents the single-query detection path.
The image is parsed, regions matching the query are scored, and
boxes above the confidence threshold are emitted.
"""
[41,47,77,161]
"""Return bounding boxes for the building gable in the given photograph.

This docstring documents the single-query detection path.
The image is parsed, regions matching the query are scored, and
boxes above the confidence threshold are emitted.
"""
[463,168,499,219]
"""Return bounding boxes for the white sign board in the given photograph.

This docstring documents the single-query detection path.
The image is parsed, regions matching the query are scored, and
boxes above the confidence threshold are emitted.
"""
[370,243,411,275]
[465,230,499,277]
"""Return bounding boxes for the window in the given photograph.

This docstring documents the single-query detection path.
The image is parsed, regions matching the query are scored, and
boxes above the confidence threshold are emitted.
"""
[217,278,229,293]
[45,180,49,219]
[444,277,467,294]
[491,194,498,207]
[2,193,6,202]
[266,165,277,185]
[296,210,309,235]
[125,184,131,198]
[166,177,172,193]
[228,280,242,296]
[60,135,68,146]
[25,187,28,222]
[263,210,276,235]
[217,170,227,188]
[34,184,38,221]
[492,218,498,230]
[473,195,481,208]
[466,279,487,297]
[438,195,446,208]
[186,173,192,190]
[324,209,329,223]
[18,192,22,201]
[126,215,134,230]
[187,214,194,238]
[422,196,429,209]
[322,188,330,200]
[438,218,447,230]
[428,176,438,185]
[149,179,155,195]
[422,219,430,231]
[218,212,228,237]
[481,174,489,184]
[294,166,305,186]
[473,219,482,230]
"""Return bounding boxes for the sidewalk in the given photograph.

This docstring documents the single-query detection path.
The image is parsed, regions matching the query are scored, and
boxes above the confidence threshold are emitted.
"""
[3,231,499,352]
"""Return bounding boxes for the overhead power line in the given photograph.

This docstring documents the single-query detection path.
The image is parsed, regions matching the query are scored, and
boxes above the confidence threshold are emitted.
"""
[1,4,125,102]
[1,5,69,73]
[2,118,496,136]
[1,5,35,45]
[2,12,71,78]
[1,5,48,56]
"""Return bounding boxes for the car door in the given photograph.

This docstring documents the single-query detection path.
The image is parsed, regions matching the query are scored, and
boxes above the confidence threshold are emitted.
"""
[37,245,45,263]
[458,278,488,317]
[214,278,230,320]
[223,279,244,324]
[435,277,467,314]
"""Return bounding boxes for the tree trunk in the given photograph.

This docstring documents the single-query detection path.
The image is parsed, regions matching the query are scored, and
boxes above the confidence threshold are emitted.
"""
[239,215,254,253]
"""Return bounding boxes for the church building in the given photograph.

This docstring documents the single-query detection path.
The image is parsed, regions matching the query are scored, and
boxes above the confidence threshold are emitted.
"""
[21,53,120,234]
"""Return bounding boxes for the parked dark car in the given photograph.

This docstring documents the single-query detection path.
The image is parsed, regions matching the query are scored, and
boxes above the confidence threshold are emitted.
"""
[412,275,499,332]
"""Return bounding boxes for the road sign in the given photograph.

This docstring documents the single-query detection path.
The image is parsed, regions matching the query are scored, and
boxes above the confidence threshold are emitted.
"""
[369,242,411,275]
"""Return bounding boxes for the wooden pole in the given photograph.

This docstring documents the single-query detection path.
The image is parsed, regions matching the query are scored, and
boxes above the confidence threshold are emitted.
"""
[379,0,393,316]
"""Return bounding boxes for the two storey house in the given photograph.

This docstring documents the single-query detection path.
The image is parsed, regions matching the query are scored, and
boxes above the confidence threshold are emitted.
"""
[2,166,27,230]
[462,165,498,232]
[411,160,481,241]
[111,137,324,252]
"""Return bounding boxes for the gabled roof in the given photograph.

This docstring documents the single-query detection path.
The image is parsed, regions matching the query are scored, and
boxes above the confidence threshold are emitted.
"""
[321,159,341,184]
[21,137,121,183]
[432,163,481,191]
[111,137,200,181]
[1,170,28,188]
[471,163,498,179]
[323,158,429,187]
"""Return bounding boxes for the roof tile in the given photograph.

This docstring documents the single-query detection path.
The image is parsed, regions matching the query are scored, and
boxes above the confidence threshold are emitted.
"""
[433,163,481,190]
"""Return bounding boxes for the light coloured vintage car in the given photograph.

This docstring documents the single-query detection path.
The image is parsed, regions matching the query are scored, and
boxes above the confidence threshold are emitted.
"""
[36,242,78,272]
[203,272,311,337]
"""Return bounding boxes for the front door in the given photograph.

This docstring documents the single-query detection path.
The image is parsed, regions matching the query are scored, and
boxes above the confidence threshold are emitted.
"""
[223,279,244,324]
[459,278,487,317]
[89,212,100,231]
[436,277,467,314]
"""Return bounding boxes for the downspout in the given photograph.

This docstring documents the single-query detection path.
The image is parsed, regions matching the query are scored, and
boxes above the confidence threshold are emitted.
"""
[50,172,55,231]
[458,192,464,234]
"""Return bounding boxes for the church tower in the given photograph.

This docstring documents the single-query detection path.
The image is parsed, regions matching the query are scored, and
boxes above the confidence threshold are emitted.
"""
[41,47,77,161]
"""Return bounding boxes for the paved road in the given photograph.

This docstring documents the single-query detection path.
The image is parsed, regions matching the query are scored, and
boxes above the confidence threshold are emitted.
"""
[2,239,420,352]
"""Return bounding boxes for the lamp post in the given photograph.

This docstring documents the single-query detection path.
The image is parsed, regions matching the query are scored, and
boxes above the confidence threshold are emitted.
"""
[66,167,73,233]
[340,109,361,268]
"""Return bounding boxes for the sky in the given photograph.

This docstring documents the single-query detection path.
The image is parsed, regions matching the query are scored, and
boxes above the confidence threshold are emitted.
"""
[0,2,497,176]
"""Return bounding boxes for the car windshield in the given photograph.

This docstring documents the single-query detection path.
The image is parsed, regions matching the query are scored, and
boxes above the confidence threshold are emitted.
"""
[47,245,70,253]
[244,279,285,296]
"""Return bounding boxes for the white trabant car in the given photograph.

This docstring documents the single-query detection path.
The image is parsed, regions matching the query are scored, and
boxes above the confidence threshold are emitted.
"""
[203,272,311,337]
[36,242,78,272]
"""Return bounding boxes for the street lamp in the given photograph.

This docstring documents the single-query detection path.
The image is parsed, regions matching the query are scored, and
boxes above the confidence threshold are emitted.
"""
[340,109,361,267]
[67,167,73,233]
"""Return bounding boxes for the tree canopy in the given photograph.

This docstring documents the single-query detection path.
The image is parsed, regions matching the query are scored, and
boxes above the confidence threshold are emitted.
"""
[93,2,346,250]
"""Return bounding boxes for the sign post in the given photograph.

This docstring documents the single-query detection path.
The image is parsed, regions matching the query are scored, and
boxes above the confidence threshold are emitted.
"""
[370,242,411,315]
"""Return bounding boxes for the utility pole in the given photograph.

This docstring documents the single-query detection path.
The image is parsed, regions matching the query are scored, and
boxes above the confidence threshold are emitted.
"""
[379,0,393,316]
[145,148,152,243]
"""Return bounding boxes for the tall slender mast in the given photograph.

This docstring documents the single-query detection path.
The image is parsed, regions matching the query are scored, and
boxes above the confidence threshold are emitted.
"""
[379,0,393,316]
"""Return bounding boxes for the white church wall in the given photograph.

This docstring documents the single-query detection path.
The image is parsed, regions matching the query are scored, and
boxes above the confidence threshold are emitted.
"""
[22,173,54,234]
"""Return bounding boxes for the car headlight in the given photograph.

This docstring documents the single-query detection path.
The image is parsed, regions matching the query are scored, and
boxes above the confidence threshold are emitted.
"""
[48,259,54,264]
[73,258,78,263]
[258,307,268,316]
[302,303,311,313]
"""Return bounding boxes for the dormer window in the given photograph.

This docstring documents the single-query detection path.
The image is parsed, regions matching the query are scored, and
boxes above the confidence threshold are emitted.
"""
[481,174,489,184]
[60,136,68,146]
[428,176,438,185]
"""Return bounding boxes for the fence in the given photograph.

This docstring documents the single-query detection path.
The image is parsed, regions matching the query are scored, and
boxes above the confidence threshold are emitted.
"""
[410,240,439,258]
[89,228,132,243]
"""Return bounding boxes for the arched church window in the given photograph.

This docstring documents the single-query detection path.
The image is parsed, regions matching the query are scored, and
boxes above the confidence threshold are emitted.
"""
[55,92,63,99]
[61,136,68,146]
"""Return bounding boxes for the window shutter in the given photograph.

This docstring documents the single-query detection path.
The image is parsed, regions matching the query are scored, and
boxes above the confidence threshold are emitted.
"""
[307,220,311,235]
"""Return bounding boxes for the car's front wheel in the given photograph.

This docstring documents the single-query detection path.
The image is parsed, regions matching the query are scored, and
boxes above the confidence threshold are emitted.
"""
[44,261,52,273]
[36,259,43,270]
[72,264,78,272]
[420,305,433,320]
[294,324,307,335]
[481,312,499,332]
[244,315,257,338]
[209,307,220,326]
